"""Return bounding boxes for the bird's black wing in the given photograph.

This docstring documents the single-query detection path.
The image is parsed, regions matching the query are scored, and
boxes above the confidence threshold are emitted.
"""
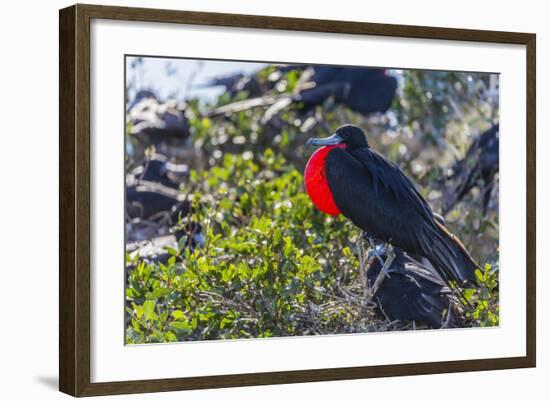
[325,147,478,284]
[358,148,434,216]
[326,147,433,250]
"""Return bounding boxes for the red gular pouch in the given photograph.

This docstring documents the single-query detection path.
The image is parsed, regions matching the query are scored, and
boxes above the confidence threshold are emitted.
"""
[304,144,347,216]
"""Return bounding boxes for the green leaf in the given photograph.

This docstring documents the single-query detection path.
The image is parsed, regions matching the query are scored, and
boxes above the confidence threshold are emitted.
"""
[474,269,484,283]
[463,288,476,301]
[142,300,157,322]
[165,331,177,342]
[149,287,170,300]
[165,246,178,256]
[170,321,192,332]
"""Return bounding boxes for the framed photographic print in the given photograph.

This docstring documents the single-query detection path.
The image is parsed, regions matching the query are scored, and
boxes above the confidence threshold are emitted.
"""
[59,3,536,397]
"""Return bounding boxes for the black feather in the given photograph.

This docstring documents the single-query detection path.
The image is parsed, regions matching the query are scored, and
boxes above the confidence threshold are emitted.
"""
[325,146,479,285]
[367,248,462,329]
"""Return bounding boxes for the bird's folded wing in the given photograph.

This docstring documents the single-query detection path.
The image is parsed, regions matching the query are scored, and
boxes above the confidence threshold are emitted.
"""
[325,147,435,252]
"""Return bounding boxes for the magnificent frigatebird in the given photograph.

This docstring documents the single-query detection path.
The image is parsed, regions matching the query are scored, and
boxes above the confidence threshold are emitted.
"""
[295,66,397,115]
[257,66,397,123]
[443,124,499,215]
[126,184,189,223]
[366,244,462,329]
[126,221,204,281]
[128,154,189,190]
[305,124,479,285]
[128,95,190,141]
[127,222,204,265]
[209,66,397,120]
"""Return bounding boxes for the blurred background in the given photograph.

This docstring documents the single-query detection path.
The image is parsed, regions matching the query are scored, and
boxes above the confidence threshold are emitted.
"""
[125,56,499,343]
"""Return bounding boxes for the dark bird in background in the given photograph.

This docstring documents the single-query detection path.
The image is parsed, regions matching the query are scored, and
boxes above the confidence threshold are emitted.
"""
[127,89,156,111]
[127,91,192,161]
[261,66,397,124]
[128,153,189,190]
[126,184,189,223]
[293,66,397,115]
[366,245,462,329]
[126,222,204,277]
[204,72,245,89]
[127,92,190,142]
[209,65,397,120]
[443,124,499,215]
[125,155,195,246]
[305,124,480,286]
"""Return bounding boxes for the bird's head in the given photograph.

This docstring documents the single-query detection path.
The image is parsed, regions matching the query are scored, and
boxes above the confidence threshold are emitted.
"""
[306,124,369,150]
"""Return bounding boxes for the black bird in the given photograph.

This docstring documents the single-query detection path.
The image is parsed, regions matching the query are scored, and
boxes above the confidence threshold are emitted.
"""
[305,124,480,286]
[126,222,204,278]
[127,94,191,161]
[204,72,245,89]
[210,66,397,120]
[128,154,188,189]
[127,89,157,111]
[260,66,397,123]
[126,184,189,223]
[443,124,499,215]
[366,245,462,329]
[128,95,190,141]
[295,66,397,115]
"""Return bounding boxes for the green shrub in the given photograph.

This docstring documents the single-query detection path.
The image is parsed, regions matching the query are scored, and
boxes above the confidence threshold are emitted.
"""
[125,150,376,343]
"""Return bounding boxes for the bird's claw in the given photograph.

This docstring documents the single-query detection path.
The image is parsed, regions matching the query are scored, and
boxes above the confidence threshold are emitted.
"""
[366,236,391,278]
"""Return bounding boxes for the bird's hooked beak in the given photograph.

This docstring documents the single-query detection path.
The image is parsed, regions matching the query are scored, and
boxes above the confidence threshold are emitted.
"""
[306,133,343,148]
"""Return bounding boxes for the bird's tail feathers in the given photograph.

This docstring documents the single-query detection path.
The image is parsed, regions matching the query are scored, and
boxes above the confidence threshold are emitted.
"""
[427,220,480,286]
